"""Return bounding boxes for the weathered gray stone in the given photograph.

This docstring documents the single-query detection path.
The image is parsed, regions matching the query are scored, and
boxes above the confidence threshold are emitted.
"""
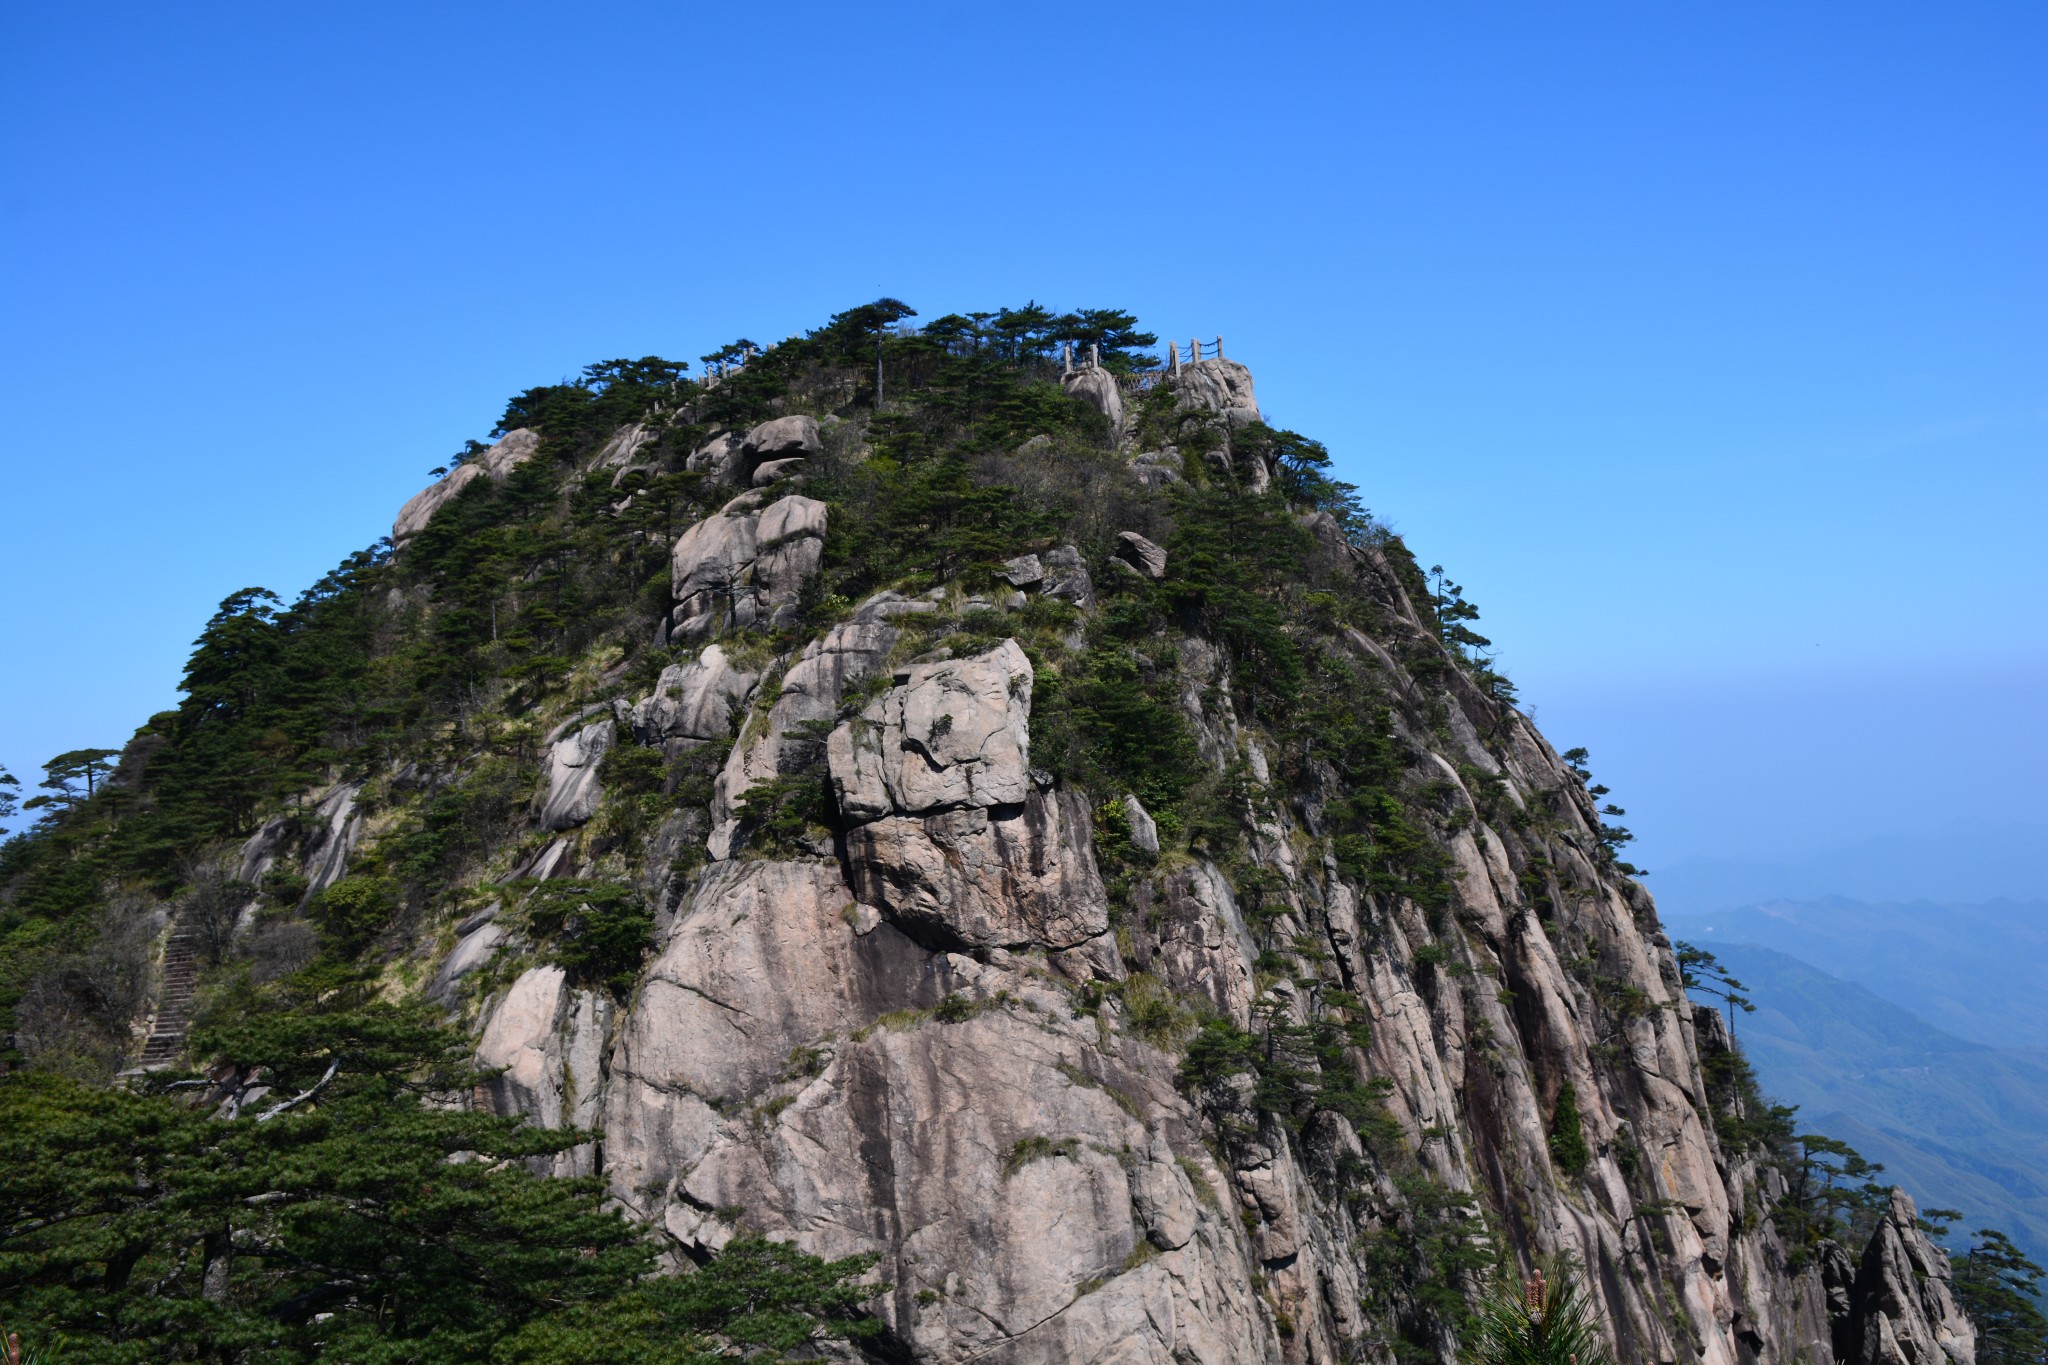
[1168,359,1259,425]
[630,644,758,745]
[750,457,808,486]
[393,428,541,543]
[1842,1188,1976,1365]
[1115,531,1167,580]
[592,422,654,468]
[712,615,901,835]
[1041,544,1092,607]
[1061,366,1124,435]
[1124,793,1160,855]
[476,964,610,1176]
[829,640,1034,820]
[999,553,1045,588]
[743,414,821,460]
[668,494,827,642]
[300,781,363,903]
[844,792,1109,950]
[430,919,505,1000]
[686,430,747,482]
[827,641,1109,952]
[538,720,613,831]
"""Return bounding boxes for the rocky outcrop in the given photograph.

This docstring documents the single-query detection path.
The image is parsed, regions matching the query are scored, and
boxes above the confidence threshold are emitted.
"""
[708,597,919,849]
[668,492,827,641]
[430,348,1956,1365]
[1040,544,1092,607]
[538,719,613,831]
[827,641,1110,954]
[1842,1189,1976,1365]
[629,644,758,750]
[393,428,541,543]
[744,414,820,462]
[598,855,1271,1365]
[591,422,655,469]
[476,964,610,1176]
[1115,531,1168,580]
[300,781,363,902]
[1062,365,1124,435]
[1169,358,1260,428]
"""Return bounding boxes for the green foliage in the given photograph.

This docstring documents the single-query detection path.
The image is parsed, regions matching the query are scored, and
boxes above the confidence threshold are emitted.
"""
[1162,484,1309,718]
[0,999,874,1363]
[515,880,655,992]
[1676,941,1755,1032]
[1952,1229,2047,1365]
[1359,1174,1497,1356]
[1547,1081,1590,1176]
[1177,1005,1396,1148]
[306,874,398,956]
[1464,1265,1616,1365]
[490,1237,881,1364]
[1042,647,1202,813]
[1002,1135,1083,1178]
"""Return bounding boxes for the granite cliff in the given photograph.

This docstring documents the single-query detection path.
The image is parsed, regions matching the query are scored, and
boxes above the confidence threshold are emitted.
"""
[2,306,1980,1363]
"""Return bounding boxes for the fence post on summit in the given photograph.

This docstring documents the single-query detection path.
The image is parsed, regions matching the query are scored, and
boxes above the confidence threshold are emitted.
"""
[1168,340,1181,374]
[1089,343,1099,369]
[1216,336,1225,359]
[1062,341,1072,375]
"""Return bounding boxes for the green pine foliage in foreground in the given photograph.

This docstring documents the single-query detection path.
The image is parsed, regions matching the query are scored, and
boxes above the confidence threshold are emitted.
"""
[1463,1266,1615,1365]
[0,981,877,1362]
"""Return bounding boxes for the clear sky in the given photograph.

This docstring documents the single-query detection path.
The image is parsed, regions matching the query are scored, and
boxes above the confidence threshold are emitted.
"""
[3,2,2043,874]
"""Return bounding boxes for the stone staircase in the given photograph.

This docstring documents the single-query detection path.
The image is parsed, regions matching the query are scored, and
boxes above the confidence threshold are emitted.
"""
[136,923,198,1069]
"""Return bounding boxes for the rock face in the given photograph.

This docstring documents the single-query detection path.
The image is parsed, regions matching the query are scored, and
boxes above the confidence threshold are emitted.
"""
[1062,365,1124,435]
[827,641,1111,953]
[299,781,363,902]
[668,492,827,641]
[1842,1189,1976,1365]
[1169,358,1260,428]
[629,644,759,750]
[392,428,542,542]
[538,719,613,831]
[431,351,1955,1365]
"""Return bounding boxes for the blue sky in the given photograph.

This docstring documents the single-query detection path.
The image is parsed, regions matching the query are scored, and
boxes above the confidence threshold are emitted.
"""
[3,2,2043,873]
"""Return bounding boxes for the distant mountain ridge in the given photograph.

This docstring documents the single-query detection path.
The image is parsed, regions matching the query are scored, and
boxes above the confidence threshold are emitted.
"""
[1667,896,2048,1050]
[1674,941,2048,1271]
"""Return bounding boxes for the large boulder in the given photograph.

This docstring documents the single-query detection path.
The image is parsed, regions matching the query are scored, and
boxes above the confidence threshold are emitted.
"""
[392,428,542,543]
[1041,544,1093,607]
[744,415,821,461]
[830,639,1035,819]
[828,640,1110,952]
[668,493,827,642]
[1061,366,1124,436]
[1115,531,1168,580]
[1168,359,1259,427]
[686,431,746,482]
[629,644,759,747]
